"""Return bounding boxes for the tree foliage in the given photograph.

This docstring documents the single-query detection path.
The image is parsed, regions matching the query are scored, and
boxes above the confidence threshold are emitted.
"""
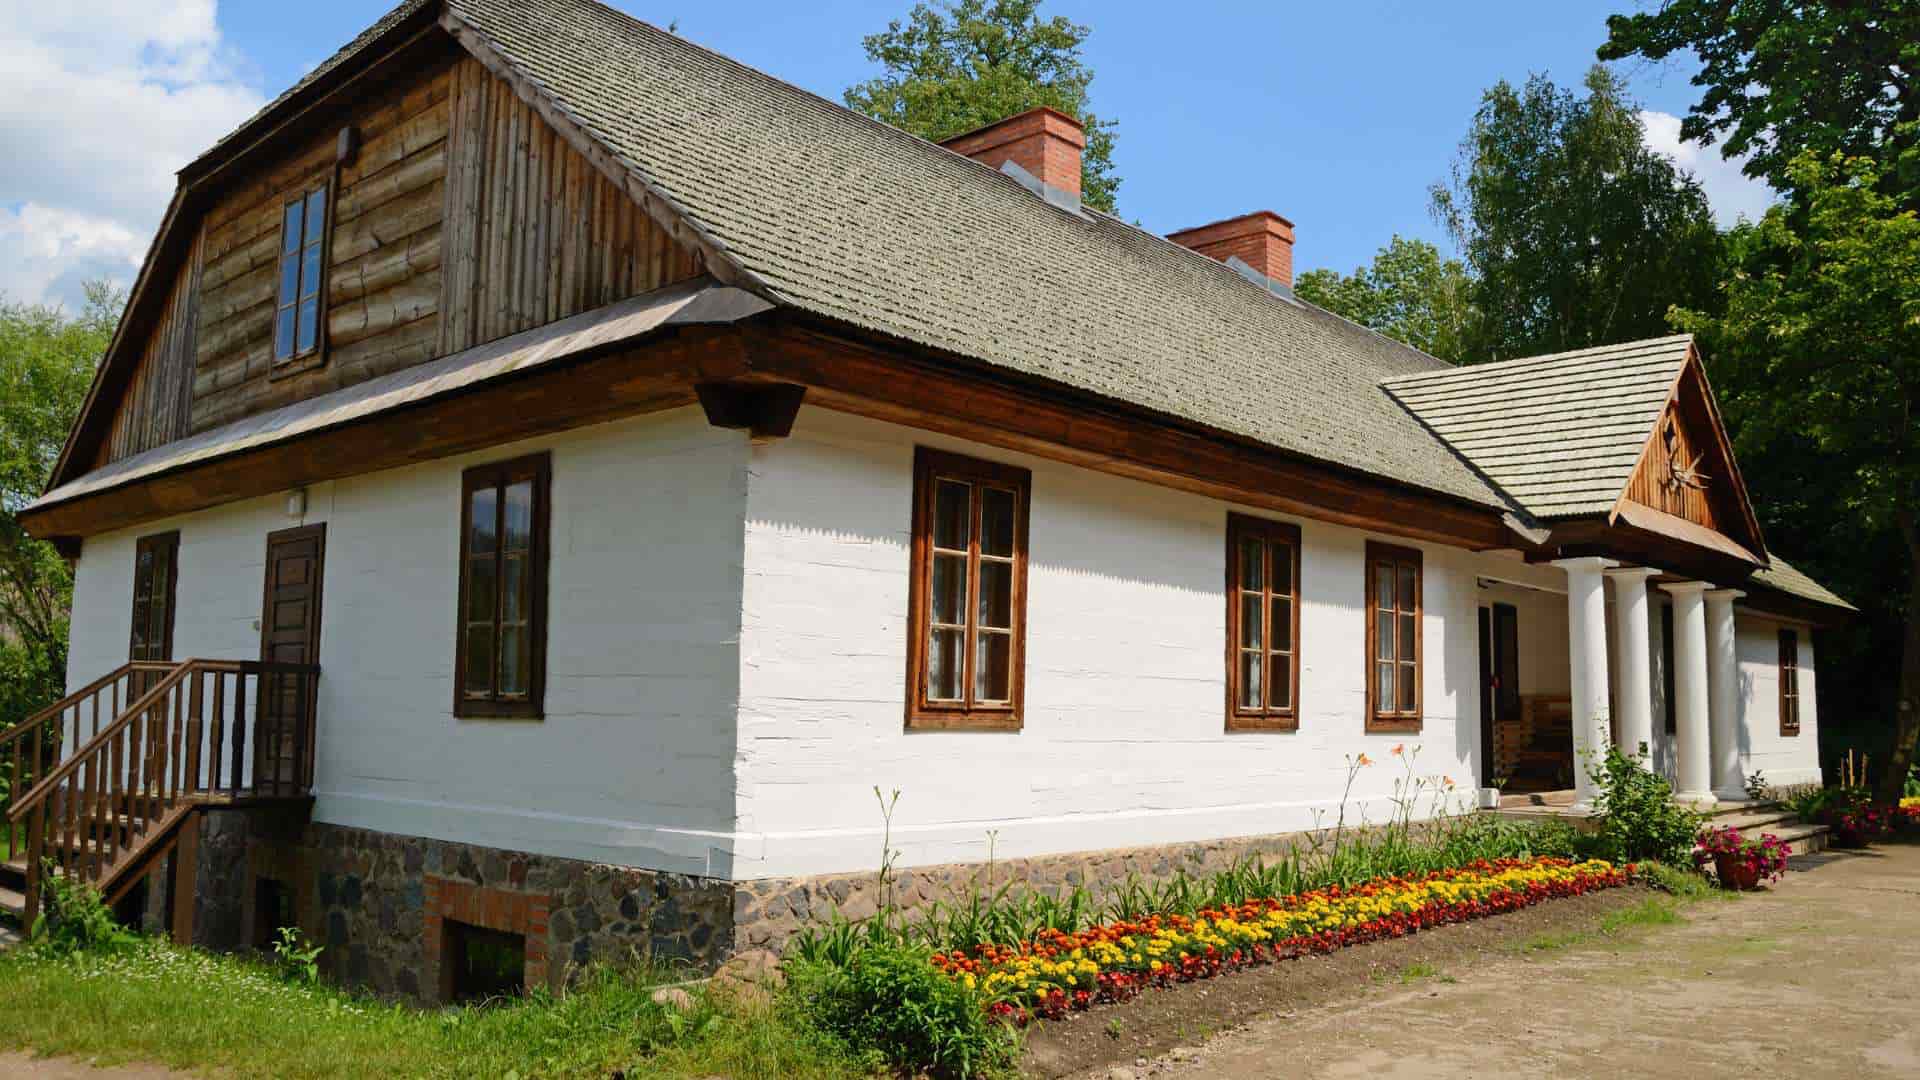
[0,283,116,733]
[844,0,1121,212]
[1430,66,1723,360]
[1669,152,1920,801]
[1294,236,1475,362]
[1599,1,1920,206]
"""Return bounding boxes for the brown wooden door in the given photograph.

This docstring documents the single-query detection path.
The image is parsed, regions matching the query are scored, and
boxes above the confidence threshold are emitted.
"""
[258,524,324,793]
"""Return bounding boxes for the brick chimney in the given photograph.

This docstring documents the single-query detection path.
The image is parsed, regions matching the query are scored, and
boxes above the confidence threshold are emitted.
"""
[1167,211,1296,290]
[940,107,1086,202]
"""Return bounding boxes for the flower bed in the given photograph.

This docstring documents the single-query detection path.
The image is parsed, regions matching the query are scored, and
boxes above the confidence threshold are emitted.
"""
[930,857,1629,1023]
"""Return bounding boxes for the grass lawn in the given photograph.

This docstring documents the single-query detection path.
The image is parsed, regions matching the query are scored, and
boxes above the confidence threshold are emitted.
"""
[0,940,874,1079]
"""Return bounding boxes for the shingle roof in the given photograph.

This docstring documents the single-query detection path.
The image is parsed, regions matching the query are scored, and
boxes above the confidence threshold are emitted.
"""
[1751,556,1857,613]
[426,0,1511,511]
[1382,336,1692,520]
[188,0,439,173]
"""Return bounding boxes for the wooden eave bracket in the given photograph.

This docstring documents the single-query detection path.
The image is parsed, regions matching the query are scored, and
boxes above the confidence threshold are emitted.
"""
[695,382,807,438]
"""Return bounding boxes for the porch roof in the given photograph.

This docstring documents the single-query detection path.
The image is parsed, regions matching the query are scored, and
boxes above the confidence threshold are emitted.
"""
[1381,335,1693,520]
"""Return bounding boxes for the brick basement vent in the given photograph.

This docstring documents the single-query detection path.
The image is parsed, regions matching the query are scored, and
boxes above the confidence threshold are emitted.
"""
[444,921,527,1002]
[423,875,551,1003]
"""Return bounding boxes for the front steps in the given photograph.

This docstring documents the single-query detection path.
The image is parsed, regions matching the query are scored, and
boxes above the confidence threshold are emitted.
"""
[1699,800,1830,857]
[1,855,26,931]
[1487,792,1831,856]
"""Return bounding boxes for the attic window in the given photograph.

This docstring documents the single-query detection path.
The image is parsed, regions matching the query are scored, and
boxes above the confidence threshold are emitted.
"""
[274,186,328,368]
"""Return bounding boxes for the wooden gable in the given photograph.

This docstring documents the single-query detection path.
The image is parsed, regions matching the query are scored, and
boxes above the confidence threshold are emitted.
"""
[67,28,704,479]
[1615,348,1766,560]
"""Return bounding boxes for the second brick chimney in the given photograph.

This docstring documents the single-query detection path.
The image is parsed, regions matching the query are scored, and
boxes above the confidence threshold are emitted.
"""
[940,107,1086,203]
[1167,211,1296,290]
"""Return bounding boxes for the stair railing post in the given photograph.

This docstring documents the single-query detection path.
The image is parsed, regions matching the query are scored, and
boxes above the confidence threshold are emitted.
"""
[23,805,44,927]
[185,669,204,798]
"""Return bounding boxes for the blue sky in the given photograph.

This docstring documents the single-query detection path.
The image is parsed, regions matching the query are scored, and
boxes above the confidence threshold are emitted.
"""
[2,1,1771,310]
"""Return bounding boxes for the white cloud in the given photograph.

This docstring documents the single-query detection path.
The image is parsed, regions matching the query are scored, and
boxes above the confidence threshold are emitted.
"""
[1639,109,1778,227]
[0,0,266,309]
[0,204,148,309]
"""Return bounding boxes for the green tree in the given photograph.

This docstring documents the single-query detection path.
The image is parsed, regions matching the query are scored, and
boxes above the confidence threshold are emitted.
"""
[1669,153,1920,804]
[1598,1,1920,207]
[844,0,1121,212]
[1429,66,1723,360]
[0,283,116,735]
[1294,236,1476,363]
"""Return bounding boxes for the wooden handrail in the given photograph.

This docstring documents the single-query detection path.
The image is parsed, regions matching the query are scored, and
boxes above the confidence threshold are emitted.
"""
[0,661,174,751]
[11,658,320,927]
[9,660,320,818]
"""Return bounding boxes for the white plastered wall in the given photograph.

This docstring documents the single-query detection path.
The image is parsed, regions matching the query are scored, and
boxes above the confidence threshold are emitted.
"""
[1733,612,1821,788]
[66,407,748,875]
[731,407,1523,881]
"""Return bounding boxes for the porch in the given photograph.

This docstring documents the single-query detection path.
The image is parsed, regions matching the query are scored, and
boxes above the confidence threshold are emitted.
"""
[1,659,321,935]
[1474,555,1771,807]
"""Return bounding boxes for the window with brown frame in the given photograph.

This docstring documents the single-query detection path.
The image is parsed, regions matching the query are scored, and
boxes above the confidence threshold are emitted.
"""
[1364,541,1422,732]
[1226,514,1301,731]
[272,184,329,372]
[905,448,1030,731]
[129,531,180,662]
[1778,628,1801,736]
[455,454,551,718]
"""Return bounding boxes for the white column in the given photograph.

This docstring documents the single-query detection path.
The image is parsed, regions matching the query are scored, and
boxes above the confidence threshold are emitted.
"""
[1606,568,1660,763]
[1554,558,1616,808]
[1706,589,1747,801]
[1662,581,1715,806]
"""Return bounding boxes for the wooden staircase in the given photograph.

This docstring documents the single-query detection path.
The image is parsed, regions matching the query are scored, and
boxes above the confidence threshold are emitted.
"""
[2,659,319,934]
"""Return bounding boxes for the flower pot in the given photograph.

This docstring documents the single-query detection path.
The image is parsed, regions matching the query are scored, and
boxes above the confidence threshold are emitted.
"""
[1477,787,1501,810]
[1713,852,1763,891]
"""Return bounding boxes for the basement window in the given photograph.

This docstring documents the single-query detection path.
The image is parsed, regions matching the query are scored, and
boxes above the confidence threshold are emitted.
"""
[253,877,294,952]
[444,921,526,1003]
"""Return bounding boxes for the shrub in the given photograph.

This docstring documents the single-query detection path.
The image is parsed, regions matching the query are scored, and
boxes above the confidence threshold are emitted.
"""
[1587,746,1700,865]
[786,942,1016,1078]
[30,867,137,956]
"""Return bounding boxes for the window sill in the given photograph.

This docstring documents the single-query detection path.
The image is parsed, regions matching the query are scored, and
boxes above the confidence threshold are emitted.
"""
[1365,715,1423,734]
[454,701,544,721]
[905,708,1022,733]
[269,351,327,381]
[1227,713,1298,733]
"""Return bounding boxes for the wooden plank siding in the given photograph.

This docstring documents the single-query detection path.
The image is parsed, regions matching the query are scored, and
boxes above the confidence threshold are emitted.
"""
[1621,369,1729,534]
[189,57,460,434]
[437,56,702,355]
[97,231,202,465]
[65,45,711,463]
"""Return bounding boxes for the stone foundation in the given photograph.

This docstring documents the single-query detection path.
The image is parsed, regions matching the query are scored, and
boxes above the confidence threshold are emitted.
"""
[182,811,1400,999]
[188,811,732,1001]
[730,827,1343,960]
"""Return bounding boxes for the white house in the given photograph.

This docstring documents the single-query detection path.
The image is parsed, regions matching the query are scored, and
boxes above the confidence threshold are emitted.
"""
[2,0,1849,1000]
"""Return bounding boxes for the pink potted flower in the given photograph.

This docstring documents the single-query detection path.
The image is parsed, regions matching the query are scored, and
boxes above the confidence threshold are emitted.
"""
[1693,826,1790,890]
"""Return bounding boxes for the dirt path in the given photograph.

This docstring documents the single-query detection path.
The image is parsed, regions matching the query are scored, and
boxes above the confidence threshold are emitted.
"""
[1064,844,1920,1079]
